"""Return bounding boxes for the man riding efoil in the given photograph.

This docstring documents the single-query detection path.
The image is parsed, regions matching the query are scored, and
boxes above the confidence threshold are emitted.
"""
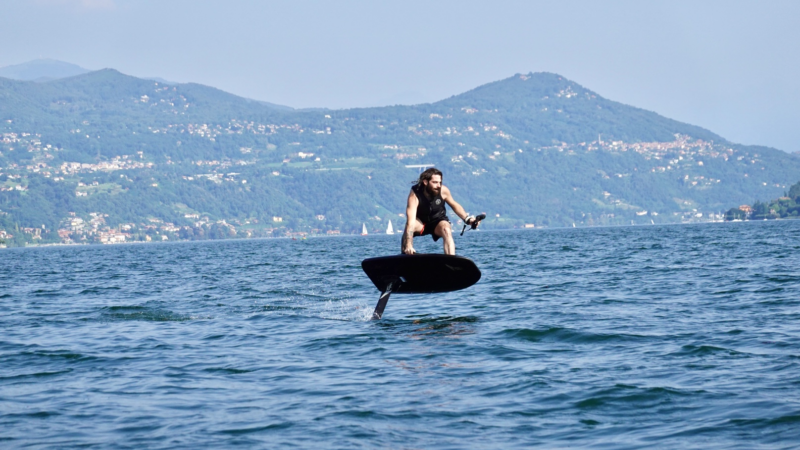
[402,168,482,255]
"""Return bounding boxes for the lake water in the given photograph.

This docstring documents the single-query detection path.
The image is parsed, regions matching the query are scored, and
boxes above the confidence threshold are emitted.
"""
[2,221,800,449]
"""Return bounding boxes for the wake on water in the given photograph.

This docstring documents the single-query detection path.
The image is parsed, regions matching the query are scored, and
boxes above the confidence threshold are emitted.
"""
[259,291,375,322]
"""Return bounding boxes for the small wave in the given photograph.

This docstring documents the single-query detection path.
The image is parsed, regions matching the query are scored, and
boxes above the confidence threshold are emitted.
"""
[79,286,122,295]
[106,305,145,311]
[262,304,307,312]
[767,414,800,425]
[100,306,200,322]
[0,369,73,381]
[18,351,90,361]
[713,288,743,295]
[203,367,254,374]
[407,315,480,325]
[758,298,799,306]
[670,344,747,357]
[398,315,481,338]
[2,411,62,419]
[218,422,293,435]
[30,289,60,297]
[754,287,785,294]
[728,414,800,428]
[575,384,702,409]
[502,327,646,344]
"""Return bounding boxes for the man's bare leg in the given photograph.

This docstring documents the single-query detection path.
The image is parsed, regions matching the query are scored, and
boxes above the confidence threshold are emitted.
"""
[435,221,455,255]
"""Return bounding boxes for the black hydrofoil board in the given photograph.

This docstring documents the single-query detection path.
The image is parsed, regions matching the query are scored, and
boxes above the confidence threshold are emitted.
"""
[361,254,481,319]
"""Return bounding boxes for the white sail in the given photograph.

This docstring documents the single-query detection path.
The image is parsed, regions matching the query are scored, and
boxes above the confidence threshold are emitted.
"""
[386,220,394,235]
[361,223,368,235]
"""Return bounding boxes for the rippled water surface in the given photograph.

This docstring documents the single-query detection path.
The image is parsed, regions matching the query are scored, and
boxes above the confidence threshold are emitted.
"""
[2,221,800,448]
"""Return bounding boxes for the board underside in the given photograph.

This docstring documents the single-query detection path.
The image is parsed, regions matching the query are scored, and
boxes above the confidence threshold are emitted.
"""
[361,254,481,294]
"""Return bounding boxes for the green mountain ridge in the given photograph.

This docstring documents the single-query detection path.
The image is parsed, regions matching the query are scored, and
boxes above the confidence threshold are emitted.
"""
[1,69,798,246]
[435,72,722,144]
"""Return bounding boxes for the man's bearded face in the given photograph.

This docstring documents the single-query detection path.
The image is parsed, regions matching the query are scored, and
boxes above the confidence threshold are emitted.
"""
[425,175,442,196]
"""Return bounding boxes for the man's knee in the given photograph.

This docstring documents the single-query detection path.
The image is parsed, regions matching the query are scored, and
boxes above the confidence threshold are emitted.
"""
[436,221,452,238]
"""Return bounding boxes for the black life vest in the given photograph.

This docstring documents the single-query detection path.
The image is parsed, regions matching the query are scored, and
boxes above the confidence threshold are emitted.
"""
[412,184,447,224]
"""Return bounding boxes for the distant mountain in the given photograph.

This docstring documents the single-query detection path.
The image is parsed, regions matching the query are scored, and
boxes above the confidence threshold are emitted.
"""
[2,69,799,246]
[434,72,722,144]
[0,59,90,82]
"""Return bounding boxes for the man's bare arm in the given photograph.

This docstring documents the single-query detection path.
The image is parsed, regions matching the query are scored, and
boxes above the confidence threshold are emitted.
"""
[442,186,469,222]
[403,190,419,254]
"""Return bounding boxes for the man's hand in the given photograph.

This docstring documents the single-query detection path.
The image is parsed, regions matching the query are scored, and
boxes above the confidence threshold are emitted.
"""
[465,215,482,227]
[403,246,416,255]
[465,213,485,229]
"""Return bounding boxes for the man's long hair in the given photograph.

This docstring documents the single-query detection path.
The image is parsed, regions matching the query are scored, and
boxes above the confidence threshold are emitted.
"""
[412,167,442,187]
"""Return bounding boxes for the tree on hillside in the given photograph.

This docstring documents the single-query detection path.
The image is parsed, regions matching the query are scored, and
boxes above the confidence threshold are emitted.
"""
[789,180,800,200]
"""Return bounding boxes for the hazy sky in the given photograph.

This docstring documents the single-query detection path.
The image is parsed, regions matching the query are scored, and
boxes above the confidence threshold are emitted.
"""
[2,0,798,152]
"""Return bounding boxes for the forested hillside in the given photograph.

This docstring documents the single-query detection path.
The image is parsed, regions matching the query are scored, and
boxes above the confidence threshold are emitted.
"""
[725,180,800,220]
[2,70,799,246]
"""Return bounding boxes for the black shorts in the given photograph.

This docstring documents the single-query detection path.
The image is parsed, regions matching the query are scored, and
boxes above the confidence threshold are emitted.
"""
[413,217,450,242]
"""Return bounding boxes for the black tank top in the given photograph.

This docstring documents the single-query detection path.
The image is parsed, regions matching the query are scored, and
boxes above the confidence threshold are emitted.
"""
[412,184,447,224]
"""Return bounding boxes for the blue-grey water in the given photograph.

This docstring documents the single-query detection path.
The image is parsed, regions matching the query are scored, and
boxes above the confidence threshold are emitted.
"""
[2,221,800,449]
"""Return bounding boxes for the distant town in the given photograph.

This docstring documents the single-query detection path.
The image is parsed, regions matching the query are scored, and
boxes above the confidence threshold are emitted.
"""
[1,130,762,248]
[3,71,799,248]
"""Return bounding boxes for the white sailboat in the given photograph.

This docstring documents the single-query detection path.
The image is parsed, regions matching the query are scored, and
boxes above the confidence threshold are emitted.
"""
[361,223,368,235]
[386,220,395,235]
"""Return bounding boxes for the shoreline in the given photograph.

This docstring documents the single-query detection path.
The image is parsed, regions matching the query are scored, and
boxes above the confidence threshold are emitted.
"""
[5,217,796,250]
